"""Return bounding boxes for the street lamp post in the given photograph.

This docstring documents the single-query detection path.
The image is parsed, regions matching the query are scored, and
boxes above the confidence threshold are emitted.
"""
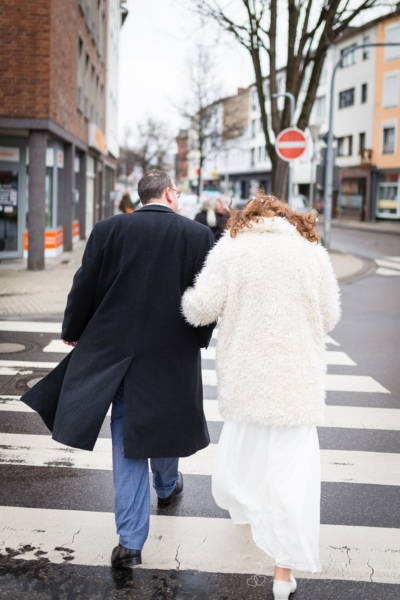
[324,42,400,250]
[272,92,295,207]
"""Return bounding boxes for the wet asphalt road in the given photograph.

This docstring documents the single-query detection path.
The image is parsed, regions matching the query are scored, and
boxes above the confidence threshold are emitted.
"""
[0,226,399,599]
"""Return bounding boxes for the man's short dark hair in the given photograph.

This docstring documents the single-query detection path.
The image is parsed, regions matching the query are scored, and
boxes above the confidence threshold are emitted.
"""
[138,170,173,204]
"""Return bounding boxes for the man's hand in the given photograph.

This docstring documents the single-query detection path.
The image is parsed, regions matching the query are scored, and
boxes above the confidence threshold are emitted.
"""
[62,340,78,347]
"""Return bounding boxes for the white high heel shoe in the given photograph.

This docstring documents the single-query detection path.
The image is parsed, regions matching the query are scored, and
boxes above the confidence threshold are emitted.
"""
[272,574,297,599]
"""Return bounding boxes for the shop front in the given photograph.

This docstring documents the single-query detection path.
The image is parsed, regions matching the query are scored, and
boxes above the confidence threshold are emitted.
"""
[0,130,88,261]
[0,140,27,259]
[337,168,371,221]
[375,170,400,219]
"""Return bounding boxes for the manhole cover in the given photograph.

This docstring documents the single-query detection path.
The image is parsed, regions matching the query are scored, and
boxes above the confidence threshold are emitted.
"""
[0,343,26,353]
[27,377,43,389]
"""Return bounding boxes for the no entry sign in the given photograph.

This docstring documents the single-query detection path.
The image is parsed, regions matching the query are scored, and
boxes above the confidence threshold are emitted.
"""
[275,127,307,162]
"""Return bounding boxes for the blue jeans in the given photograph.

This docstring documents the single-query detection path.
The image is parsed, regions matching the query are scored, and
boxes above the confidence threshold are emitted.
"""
[111,384,179,550]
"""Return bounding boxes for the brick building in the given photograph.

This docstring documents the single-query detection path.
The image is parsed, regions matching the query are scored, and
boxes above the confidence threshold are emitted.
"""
[0,0,127,268]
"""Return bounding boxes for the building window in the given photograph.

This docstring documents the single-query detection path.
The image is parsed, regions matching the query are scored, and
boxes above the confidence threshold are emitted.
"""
[339,88,355,108]
[359,132,366,153]
[383,73,399,108]
[315,95,326,121]
[258,147,262,162]
[337,136,353,156]
[77,37,83,108]
[361,83,368,104]
[84,52,89,117]
[86,2,91,29]
[385,23,400,62]
[251,119,256,139]
[363,36,370,60]
[251,148,255,167]
[382,127,395,154]
[341,44,357,68]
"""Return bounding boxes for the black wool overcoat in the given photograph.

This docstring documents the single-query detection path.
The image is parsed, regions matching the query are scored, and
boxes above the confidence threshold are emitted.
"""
[21,205,215,458]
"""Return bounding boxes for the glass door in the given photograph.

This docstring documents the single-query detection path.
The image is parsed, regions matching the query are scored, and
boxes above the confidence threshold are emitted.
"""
[376,173,400,219]
[0,168,20,255]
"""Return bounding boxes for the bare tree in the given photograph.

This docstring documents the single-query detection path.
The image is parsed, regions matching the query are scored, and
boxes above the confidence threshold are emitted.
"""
[191,0,390,200]
[182,46,224,198]
[118,118,173,178]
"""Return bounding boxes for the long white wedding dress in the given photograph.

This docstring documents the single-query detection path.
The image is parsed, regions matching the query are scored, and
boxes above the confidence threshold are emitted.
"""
[212,420,322,573]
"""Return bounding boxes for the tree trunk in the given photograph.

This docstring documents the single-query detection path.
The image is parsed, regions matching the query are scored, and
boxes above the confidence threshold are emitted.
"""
[272,157,289,202]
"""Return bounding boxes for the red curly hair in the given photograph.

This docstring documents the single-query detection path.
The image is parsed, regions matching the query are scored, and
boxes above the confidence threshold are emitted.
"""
[227,192,320,243]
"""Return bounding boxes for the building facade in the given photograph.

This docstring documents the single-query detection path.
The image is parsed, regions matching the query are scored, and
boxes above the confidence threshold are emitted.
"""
[0,0,126,267]
[372,11,400,220]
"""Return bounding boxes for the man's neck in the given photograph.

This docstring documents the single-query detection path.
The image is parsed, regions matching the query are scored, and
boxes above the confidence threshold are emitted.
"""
[145,200,170,208]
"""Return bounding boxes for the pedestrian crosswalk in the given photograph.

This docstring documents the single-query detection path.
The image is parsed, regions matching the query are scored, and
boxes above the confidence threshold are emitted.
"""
[375,256,400,276]
[0,319,399,591]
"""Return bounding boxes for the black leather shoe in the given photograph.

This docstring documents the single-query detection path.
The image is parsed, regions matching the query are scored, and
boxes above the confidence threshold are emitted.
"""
[157,471,183,507]
[111,544,142,568]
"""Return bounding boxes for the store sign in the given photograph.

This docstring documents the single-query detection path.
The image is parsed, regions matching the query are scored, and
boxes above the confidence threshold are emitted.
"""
[0,147,20,162]
[57,150,64,168]
[88,123,107,154]
[342,180,359,195]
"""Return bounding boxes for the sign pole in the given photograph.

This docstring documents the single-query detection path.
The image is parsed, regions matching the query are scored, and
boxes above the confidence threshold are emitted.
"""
[272,93,296,207]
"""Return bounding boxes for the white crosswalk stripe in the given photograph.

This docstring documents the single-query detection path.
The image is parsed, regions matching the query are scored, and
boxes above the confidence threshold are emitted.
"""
[202,370,390,392]
[0,433,399,486]
[2,396,400,432]
[1,506,399,583]
[1,321,399,587]
[375,256,400,276]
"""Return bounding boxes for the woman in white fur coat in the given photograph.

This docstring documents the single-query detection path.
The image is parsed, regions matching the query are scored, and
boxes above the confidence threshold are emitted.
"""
[182,194,341,600]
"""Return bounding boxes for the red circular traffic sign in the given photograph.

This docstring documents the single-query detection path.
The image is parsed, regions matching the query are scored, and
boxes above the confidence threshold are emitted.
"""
[275,127,307,162]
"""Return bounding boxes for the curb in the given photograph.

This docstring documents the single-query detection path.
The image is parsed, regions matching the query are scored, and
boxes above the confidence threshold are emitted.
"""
[336,255,377,285]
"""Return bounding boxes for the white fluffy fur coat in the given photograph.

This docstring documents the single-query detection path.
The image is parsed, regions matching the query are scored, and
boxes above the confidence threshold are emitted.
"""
[182,216,341,428]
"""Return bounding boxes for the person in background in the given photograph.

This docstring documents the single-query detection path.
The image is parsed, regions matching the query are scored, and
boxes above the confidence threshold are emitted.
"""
[195,197,229,244]
[215,198,230,242]
[119,191,134,213]
[182,193,341,600]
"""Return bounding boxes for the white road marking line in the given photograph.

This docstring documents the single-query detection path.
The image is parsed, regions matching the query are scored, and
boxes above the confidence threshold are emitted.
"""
[325,374,390,393]
[203,401,400,430]
[0,321,62,333]
[375,267,400,276]
[202,347,355,365]
[2,397,399,433]
[326,351,356,365]
[202,371,390,393]
[0,367,34,376]
[0,434,398,486]
[0,360,58,369]
[0,506,399,583]
[375,259,400,271]
[326,335,340,346]
[42,340,72,353]
[212,329,218,339]
[384,256,400,263]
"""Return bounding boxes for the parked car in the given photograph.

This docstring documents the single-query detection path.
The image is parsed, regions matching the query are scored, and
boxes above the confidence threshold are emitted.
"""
[291,194,310,213]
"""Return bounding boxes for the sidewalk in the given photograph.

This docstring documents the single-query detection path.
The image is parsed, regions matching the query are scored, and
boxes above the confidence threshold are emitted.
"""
[323,217,400,235]
[0,243,367,316]
[0,242,85,316]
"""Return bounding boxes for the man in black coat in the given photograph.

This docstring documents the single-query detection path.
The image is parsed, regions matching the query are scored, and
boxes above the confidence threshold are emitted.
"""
[22,170,215,568]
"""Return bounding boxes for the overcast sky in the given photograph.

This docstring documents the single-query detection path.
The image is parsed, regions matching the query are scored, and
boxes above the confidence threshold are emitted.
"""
[118,0,392,146]
[118,0,254,144]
